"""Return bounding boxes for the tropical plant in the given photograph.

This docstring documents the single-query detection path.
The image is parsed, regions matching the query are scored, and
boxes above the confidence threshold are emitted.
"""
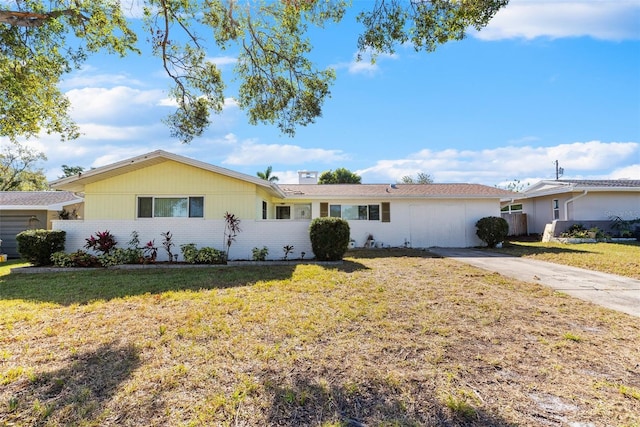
[252,246,269,261]
[84,230,118,255]
[161,231,175,261]
[223,212,241,260]
[143,240,158,262]
[257,166,279,183]
[283,244,294,260]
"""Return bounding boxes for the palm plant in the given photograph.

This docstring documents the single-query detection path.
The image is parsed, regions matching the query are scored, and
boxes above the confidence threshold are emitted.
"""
[257,166,279,182]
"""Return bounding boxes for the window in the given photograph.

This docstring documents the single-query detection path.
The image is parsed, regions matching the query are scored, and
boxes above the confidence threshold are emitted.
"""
[327,204,382,221]
[137,196,204,218]
[262,201,268,220]
[552,199,560,220]
[276,206,291,219]
[501,204,523,213]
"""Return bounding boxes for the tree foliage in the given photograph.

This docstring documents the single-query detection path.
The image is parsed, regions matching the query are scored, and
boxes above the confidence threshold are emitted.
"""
[0,141,48,190]
[257,165,279,182]
[318,167,361,184]
[400,172,433,184]
[60,164,85,178]
[0,0,508,143]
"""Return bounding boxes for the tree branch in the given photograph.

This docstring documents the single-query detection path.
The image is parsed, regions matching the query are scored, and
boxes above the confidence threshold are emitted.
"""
[0,10,85,27]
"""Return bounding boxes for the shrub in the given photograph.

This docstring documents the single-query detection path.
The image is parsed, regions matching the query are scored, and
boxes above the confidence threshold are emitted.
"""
[252,246,269,261]
[180,244,225,264]
[51,251,73,267]
[196,247,225,264]
[98,248,143,267]
[84,230,118,255]
[475,216,509,248]
[69,250,100,267]
[309,217,350,261]
[181,243,199,263]
[16,229,66,266]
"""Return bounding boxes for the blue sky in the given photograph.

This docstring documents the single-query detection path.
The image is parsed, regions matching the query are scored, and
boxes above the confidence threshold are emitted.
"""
[5,0,640,186]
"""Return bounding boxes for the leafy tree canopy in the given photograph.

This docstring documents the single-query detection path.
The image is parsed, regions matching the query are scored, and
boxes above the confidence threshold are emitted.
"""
[0,141,48,190]
[400,172,433,184]
[318,167,361,184]
[60,164,85,178]
[0,0,508,143]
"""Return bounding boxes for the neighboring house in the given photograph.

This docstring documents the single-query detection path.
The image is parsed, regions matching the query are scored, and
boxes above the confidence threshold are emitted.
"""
[49,150,514,260]
[0,191,84,258]
[502,179,640,236]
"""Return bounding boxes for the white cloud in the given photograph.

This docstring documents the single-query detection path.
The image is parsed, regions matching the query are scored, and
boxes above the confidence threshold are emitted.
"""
[331,50,398,75]
[608,164,640,180]
[67,86,167,122]
[358,141,639,184]
[476,0,640,41]
[208,56,238,67]
[223,141,349,166]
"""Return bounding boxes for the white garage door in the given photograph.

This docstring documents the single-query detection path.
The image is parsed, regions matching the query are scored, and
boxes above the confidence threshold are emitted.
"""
[409,204,467,247]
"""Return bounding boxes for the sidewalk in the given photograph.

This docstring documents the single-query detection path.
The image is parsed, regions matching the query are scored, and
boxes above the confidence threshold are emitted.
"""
[428,247,640,318]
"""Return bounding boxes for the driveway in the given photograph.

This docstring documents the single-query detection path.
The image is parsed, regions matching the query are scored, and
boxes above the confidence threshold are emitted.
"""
[428,247,640,318]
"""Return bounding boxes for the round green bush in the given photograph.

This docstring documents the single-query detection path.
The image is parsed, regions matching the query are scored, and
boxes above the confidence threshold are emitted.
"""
[309,217,350,261]
[16,229,66,266]
[475,216,509,248]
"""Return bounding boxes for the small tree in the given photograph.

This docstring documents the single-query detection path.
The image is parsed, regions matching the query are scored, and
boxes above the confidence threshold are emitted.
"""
[223,212,241,261]
[475,216,509,248]
[309,217,350,261]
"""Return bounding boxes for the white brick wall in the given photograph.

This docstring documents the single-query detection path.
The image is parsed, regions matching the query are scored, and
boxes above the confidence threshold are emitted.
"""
[52,219,314,261]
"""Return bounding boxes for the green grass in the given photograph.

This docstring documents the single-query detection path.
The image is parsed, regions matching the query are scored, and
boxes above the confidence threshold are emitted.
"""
[494,240,640,280]
[1,249,639,426]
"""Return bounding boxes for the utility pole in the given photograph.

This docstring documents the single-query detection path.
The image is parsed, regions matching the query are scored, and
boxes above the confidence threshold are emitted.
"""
[554,160,564,180]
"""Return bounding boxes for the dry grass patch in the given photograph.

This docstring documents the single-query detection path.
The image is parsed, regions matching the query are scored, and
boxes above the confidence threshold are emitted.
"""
[495,240,640,280]
[1,250,639,426]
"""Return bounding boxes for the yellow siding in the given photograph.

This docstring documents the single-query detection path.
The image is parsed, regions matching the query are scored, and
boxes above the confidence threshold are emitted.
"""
[84,160,262,220]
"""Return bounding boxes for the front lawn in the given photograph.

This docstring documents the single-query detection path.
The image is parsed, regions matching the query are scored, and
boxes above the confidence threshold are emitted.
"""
[1,249,638,426]
[495,240,640,280]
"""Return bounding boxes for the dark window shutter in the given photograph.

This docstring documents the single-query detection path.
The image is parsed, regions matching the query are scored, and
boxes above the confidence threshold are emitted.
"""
[381,202,391,222]
[320,202,328,217]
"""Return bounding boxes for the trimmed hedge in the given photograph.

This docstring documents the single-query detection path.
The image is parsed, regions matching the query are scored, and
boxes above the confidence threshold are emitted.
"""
[16,229,66,266]
[309,217,350,261]
[475,216,509,248]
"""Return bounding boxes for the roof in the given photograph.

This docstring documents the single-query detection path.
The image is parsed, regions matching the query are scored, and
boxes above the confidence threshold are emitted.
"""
[0,191,84,210]
[48,150,516,200]
[49,150,285,197]
[279,183,516,199]
[522,179,640,197]
[554,179,640,188]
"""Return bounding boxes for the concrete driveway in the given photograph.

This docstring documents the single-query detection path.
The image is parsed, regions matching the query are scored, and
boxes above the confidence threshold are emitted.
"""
[428,247,640,318]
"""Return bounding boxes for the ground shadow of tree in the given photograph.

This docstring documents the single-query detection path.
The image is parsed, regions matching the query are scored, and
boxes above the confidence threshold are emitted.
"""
[1,341,140,426]
[2,260,373,305]
[346,248,439,260]
[263,373,515,426]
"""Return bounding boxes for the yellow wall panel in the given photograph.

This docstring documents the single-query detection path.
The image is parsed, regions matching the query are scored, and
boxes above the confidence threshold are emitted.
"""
[84,160,262,220]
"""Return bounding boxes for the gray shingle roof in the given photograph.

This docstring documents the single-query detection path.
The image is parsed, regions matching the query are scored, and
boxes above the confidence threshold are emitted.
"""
[279,183,515,198]
[555,179,640,188]
[0,191,81,207]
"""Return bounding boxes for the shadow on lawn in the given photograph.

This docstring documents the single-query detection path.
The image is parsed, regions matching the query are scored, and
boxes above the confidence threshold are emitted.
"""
[264,373,515,427]
[1,341,140,425]
[496,242,596,257]
[0,261,369,305]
